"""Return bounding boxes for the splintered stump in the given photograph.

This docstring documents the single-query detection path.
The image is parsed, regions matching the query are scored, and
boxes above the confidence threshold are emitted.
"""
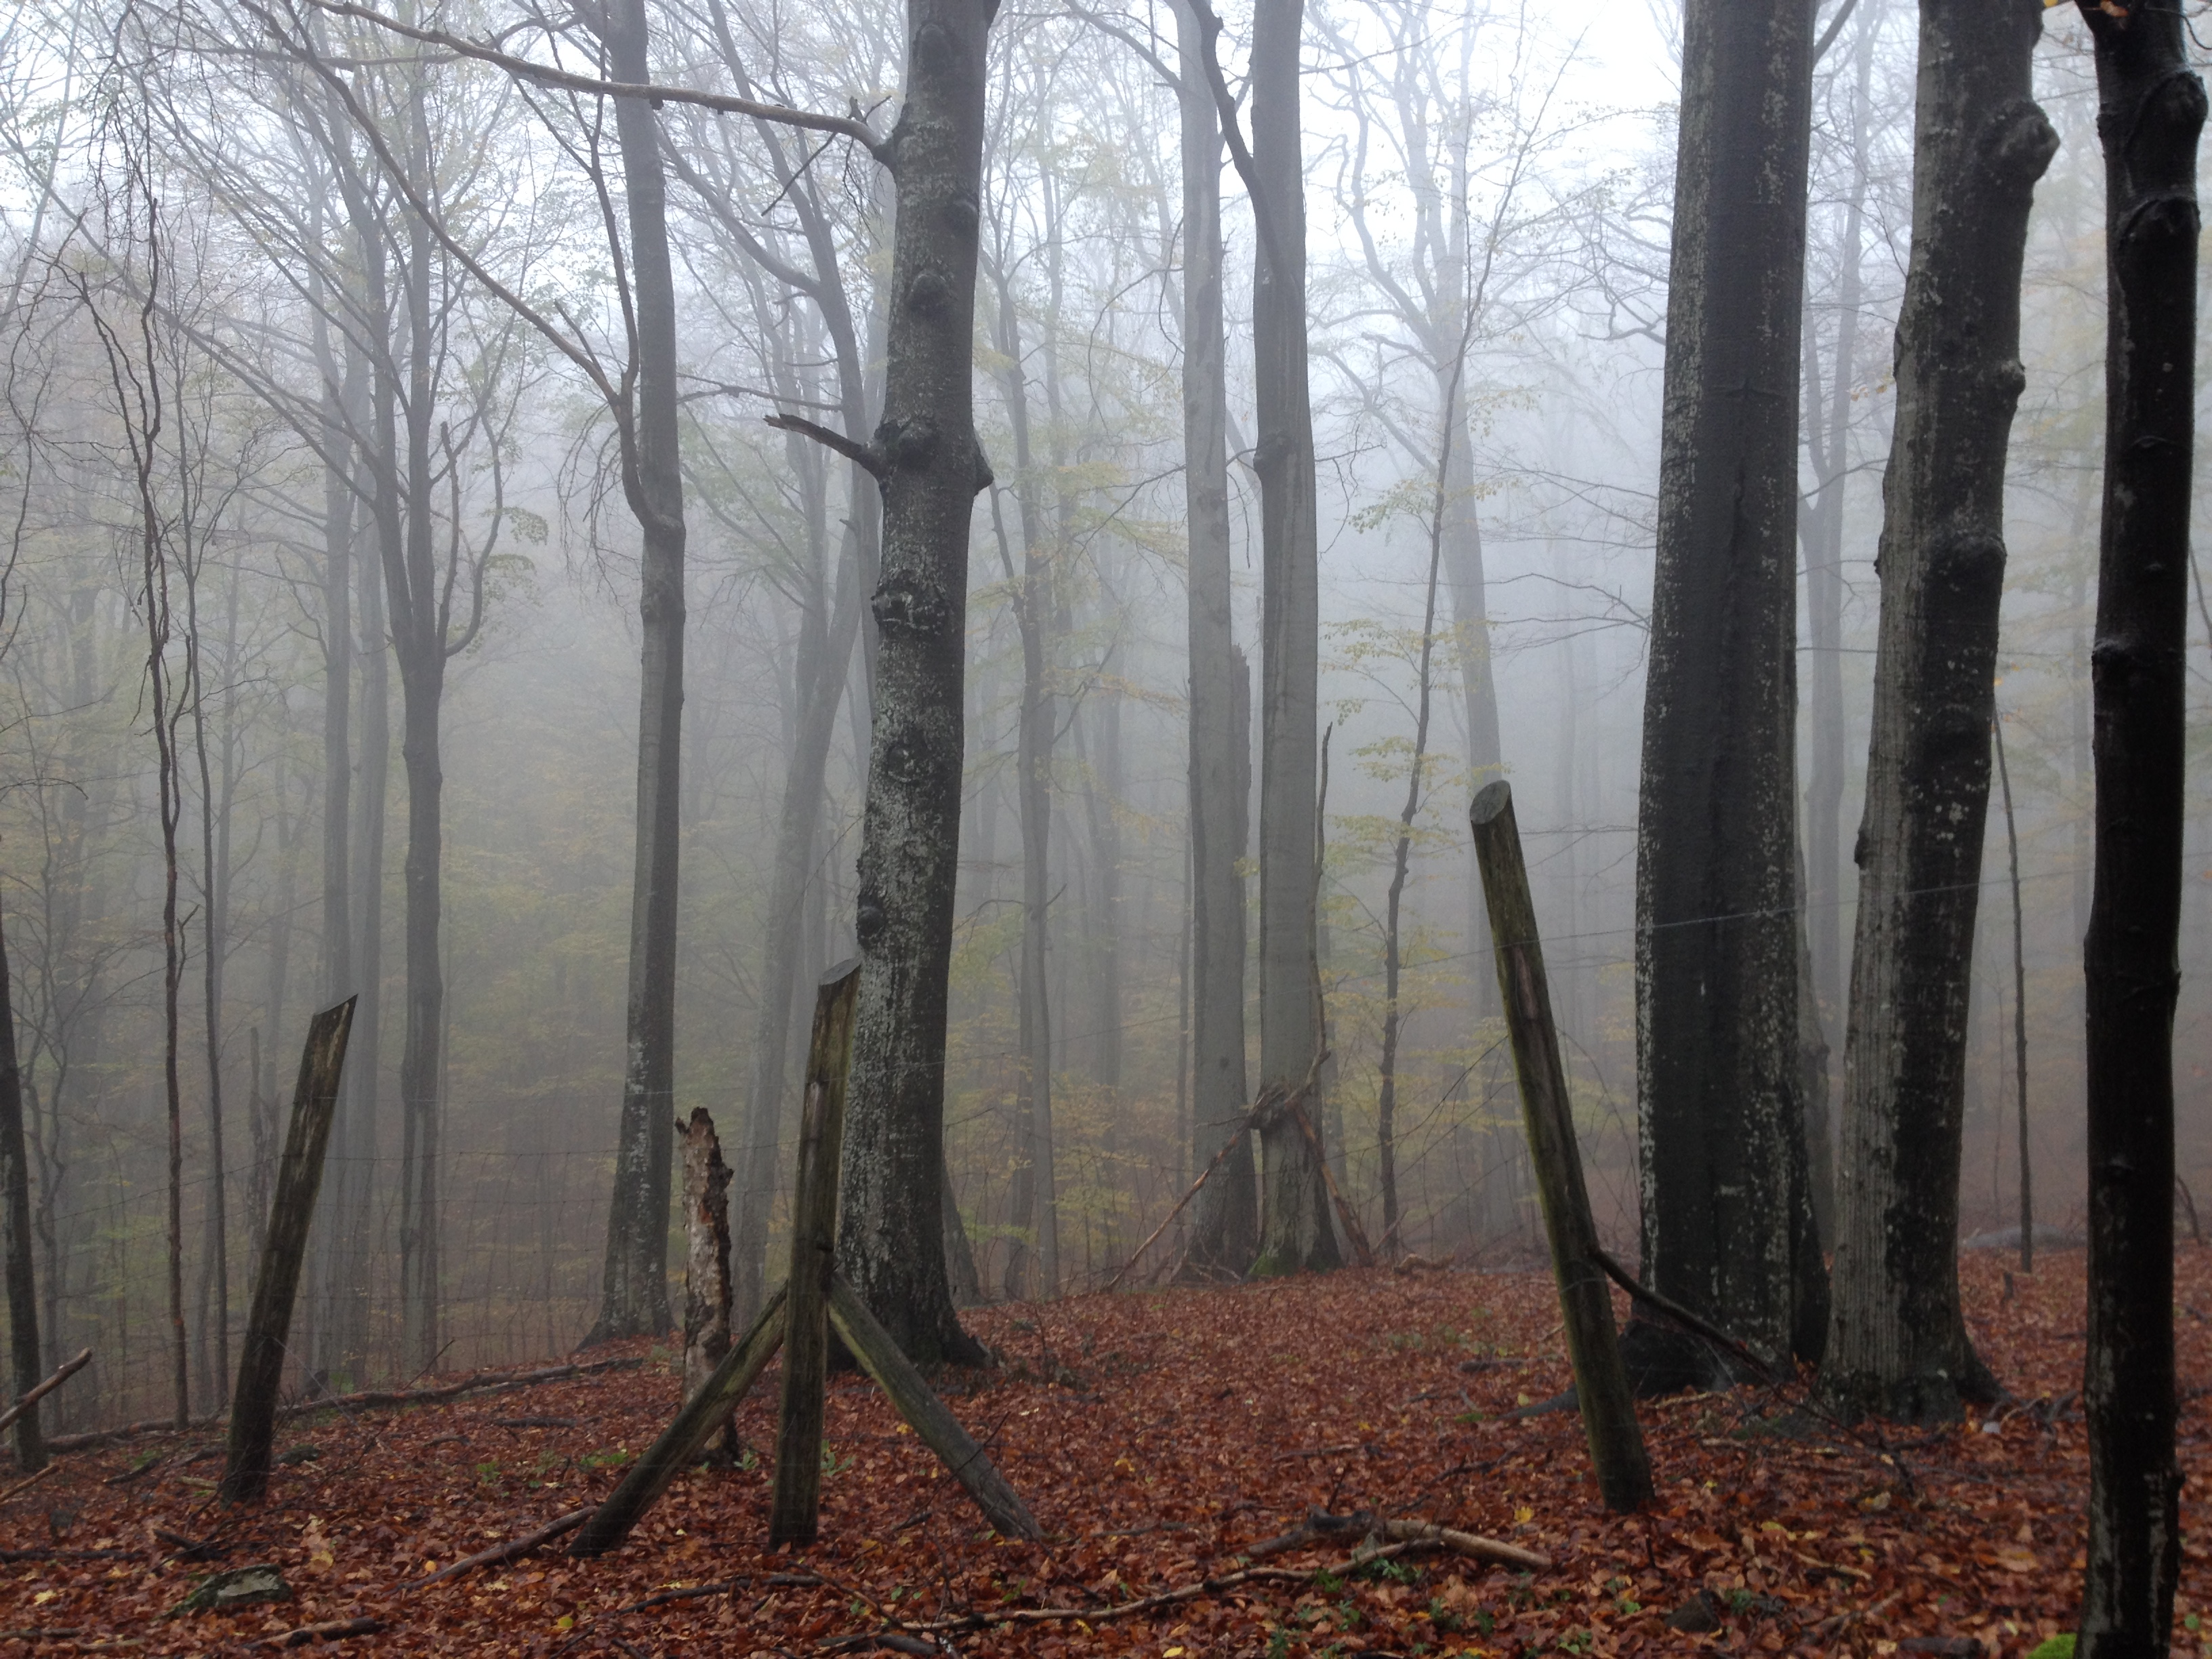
[1470,783,1654,1513]
[680,1108,736,1456]
[574,958,1037,1557]
[220,999,356,1505]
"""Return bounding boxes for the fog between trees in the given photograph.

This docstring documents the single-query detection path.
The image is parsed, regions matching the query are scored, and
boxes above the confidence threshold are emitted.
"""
[0,0,2196,1438]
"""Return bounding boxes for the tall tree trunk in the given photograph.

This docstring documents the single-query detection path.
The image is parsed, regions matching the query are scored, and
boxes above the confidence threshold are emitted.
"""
[1235,0,1336,1280]
[1631,0,1822,1381]
[1443,434,1501,1025]
[834,0,997,1368]
[1802,9,1875,1030]
[394,185,446,1379]
[0,905,43,1472]
[1378,360,1464,1251]
[1822,0,2053,1425]
[310,304,361,1385]
[2075,4,2201,1646]
[588,0,689,1345]
[337,488,388,1382]
[987,264,1058,1304]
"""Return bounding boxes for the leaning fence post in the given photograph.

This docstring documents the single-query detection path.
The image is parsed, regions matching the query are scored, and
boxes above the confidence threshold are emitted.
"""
[1470,783,1653,1512]
[769,960,862,1547]
[219,998,355,1505]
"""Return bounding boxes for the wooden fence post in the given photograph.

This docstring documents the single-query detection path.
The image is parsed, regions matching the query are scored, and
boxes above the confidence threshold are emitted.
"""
[769,960,861,1547]
[219,998,355,1505]
[1470,783,1653,1512]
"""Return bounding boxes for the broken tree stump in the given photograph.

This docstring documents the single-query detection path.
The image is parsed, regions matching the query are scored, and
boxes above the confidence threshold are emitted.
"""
[220,999,356,1505]
[1471,781,1653,1512]
[680,1107,735,1447]
[769,961,861,1547]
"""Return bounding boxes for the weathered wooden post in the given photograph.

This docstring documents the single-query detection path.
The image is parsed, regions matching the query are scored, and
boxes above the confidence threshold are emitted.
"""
[769,961,861,1546]
[572,956,1040,1557]
[569,1288,787,1557]
[219,998,355,1505]
[1470,783,1653,1512]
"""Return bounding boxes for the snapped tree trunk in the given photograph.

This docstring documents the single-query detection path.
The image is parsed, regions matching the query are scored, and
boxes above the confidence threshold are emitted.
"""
[1173,0,1256,1275]
[2074,4,2202,1648]
[679,1110,733,1410]
[0,907,45,1472]
[1822,0,2053,1425]
[220,998,354,1506]
[1631,0,1824,1382]
[834,0,997,1368]
[590,0,688,1346]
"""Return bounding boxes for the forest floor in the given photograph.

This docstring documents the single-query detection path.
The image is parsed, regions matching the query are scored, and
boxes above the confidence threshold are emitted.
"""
[0,1248,2205,1657]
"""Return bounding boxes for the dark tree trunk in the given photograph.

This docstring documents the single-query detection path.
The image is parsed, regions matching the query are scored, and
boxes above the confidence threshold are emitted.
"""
[0,906,44,1472]
[590,0,688,1345]
[1175,0,1256,1279]
[1234,0,1336,1281]
[1632,0,1823,1378]
[2074,3,2203,1647]
[1822,0,2053,1425]
[834,0,997,1368]
[220,999,354,1507]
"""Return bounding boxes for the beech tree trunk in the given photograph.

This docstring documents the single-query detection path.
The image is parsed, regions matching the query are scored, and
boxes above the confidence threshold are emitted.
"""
[1174,0,1256,1280]
[1632,0,1823,1380]
[1241,0,1336,1281]
[1823,0,2053,1424]
[1801,8,1875,1034]
[834,0,997,1368]
[987,263,1058,1303]
[0,907,44,1472]
[2074,4,2202,1647]
[590,0,687,1345]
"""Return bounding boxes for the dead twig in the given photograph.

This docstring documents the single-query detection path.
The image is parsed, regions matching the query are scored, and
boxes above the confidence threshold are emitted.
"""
[254,1617,384,1647]
[402,1508,590,1589]
[0,1463,58,1505]
[0,1349,91,1437]
[1247,1509,1550,1572]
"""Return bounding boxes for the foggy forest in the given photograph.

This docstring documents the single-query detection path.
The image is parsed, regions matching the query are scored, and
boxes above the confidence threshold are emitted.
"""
[0,0,2199,1650]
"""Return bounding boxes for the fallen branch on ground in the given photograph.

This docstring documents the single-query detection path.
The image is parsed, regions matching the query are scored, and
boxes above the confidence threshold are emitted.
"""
[0,1464,57,1504]
[1591,1248,1778,1382]
[44,1356,645,1454]
[403,1509,590,1589]
[0,1349,91,1438]
[254,1617,383,1647]
[1248,1509,1551,1571]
